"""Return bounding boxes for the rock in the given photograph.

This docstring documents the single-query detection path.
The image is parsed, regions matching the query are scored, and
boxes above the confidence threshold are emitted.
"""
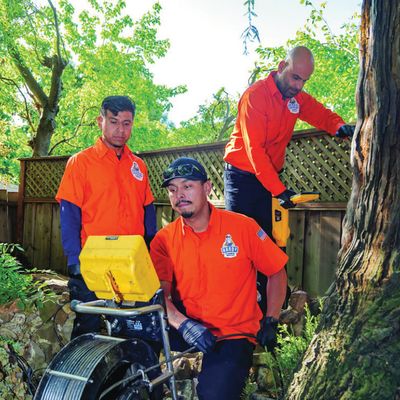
[32,273,68,295]
[164,379,197,400]
[256,366,279,392]
[24,340,47,372]
[250,393,276,400]
[292,314,305,337]
[0,301,19,321]
[173,357,192,380]
[289,290,309,314]
[0,326,18,339]
[176,379,196,400]
[38,299,62,323]
[279,308,300,325]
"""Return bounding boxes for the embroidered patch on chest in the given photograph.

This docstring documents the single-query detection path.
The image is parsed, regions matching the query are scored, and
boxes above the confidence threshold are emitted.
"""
[131,161,144,181]
[287,98,300,114]
[221,234,239,258]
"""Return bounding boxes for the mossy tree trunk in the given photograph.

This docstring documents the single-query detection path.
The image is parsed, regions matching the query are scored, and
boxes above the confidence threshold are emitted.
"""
[286,1,400,399]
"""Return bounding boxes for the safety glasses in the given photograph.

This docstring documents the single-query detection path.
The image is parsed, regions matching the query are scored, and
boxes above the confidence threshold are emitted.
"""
[163,164,204,180]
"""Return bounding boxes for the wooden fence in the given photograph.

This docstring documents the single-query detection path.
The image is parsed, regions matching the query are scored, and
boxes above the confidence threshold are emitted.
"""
[16,128,351,296]
[0,185,18,244]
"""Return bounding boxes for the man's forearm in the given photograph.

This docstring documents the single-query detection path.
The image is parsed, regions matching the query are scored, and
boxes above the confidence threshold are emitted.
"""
[266,268,287,319]
[160,281,187,329]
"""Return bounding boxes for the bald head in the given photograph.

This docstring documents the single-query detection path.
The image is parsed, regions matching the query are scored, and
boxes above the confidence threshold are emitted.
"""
[286,46,314,66]
[274,46,315,98]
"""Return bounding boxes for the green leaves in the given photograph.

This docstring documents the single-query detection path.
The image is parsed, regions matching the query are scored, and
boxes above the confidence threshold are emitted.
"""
[0,0,182,176]
[254,1,360,127]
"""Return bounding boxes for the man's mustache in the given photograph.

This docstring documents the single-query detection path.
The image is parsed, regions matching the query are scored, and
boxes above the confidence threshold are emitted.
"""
[175,200,192,207]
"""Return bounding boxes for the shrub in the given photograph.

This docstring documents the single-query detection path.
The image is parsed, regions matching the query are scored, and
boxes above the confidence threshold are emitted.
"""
[0,243,50,309]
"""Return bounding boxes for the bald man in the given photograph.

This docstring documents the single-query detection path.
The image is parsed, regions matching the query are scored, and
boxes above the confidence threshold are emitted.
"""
[223,46,353,326]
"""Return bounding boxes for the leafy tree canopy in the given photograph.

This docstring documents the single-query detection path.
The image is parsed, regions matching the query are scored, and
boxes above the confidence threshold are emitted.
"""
[0,0,185,181]
[253,1,359,128]
[0,0,359,182]
[171,1,359,148]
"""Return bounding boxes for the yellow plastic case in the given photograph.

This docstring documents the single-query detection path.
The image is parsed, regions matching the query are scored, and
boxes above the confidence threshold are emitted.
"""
[79,235,160,302]
[272,192,320,247]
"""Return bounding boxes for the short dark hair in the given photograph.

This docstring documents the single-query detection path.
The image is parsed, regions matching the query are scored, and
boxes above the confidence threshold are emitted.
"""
[100,96,136,117]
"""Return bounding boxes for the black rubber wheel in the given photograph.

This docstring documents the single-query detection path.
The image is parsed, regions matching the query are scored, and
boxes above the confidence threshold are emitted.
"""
[34,334,163,400]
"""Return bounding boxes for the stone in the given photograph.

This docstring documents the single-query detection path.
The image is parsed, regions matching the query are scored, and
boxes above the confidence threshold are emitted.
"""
[0,326,18,340]
[256,366,279,392]
[173,357,192,380]
[24,340,47,372]
[279,308,300,325]
[292,314,306,337]
[289,290,309,314]
[164,379,196,400]
[38,299,62,323]
[0,301,19,322]
[250,393,276,400]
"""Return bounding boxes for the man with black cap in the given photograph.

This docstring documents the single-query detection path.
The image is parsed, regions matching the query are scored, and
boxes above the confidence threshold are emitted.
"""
[150,157,288,400]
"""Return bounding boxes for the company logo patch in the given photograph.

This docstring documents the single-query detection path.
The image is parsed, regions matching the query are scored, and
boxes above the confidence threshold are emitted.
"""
[287,97,300,114]
[131,161,144,181]
[221,234,239,258]
[257,229,267,241]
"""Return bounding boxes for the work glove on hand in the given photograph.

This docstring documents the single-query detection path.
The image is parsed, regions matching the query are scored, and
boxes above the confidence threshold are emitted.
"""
[67,263,82,279]
[257,316,279,353]
[178,319,216,353]
[335,124,355,139]
[277,189,297,209]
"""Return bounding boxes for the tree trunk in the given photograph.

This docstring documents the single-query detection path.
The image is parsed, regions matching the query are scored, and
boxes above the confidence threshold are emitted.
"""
[286,1,400,399]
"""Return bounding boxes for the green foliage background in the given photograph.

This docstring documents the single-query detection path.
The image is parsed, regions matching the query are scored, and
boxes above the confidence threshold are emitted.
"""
[0,0,359,183]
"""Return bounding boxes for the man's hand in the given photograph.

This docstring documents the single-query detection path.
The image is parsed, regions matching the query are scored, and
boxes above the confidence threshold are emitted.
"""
[178,319,216,353]
[257,316,279,352]
[277,189,297,209]
[335,124,355,139]
[68,263,82,278]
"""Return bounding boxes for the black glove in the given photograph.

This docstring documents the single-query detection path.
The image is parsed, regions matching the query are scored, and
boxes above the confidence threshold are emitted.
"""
[178,319,216,353]
[335,124,354,138]
[68,263,82,279]
[277,189,297,209]
[257,316,279,352]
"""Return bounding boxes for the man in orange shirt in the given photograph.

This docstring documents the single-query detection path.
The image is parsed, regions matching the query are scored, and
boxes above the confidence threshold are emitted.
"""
[150,157,287,400]
[56,96,156,339]
[224,46,354,312]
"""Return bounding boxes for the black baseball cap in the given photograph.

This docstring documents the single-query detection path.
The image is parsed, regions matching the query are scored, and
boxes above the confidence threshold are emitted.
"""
[161,157,208,187]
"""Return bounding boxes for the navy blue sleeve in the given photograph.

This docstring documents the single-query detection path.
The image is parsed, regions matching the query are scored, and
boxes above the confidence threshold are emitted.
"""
[60,199,82,266]
[144,203,157,248]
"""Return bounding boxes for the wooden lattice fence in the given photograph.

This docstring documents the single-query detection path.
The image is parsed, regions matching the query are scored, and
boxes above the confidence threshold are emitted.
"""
[17,129,351,296]
[0,185,18,243]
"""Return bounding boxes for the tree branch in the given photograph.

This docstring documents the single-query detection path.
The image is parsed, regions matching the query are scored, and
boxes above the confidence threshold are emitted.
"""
[48,107,97,155]
[0,75,36,132]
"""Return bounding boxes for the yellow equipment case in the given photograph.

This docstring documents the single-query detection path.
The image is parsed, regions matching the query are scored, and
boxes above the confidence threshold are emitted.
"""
[79,235,160,303]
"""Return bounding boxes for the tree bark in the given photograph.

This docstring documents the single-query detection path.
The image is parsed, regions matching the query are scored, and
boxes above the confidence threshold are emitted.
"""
[286,1,400,399]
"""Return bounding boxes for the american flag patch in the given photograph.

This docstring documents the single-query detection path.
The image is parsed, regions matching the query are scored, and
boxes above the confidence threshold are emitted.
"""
[257,229,267,241]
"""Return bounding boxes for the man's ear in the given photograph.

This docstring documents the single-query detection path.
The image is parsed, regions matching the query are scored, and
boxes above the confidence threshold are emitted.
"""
[203,180,212,197]
[96,115,103,129]
[277,60,287,73]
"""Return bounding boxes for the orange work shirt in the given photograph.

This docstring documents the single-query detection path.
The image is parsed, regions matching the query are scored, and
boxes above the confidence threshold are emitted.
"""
[56,137,154,246]
[224,71,345,196]
[150,204,288,339]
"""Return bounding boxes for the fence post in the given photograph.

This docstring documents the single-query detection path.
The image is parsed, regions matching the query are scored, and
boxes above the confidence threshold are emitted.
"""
[16,159,26,244]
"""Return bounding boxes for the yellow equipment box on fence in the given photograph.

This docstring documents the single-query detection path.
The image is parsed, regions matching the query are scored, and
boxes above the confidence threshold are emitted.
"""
[79,235,160,302]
